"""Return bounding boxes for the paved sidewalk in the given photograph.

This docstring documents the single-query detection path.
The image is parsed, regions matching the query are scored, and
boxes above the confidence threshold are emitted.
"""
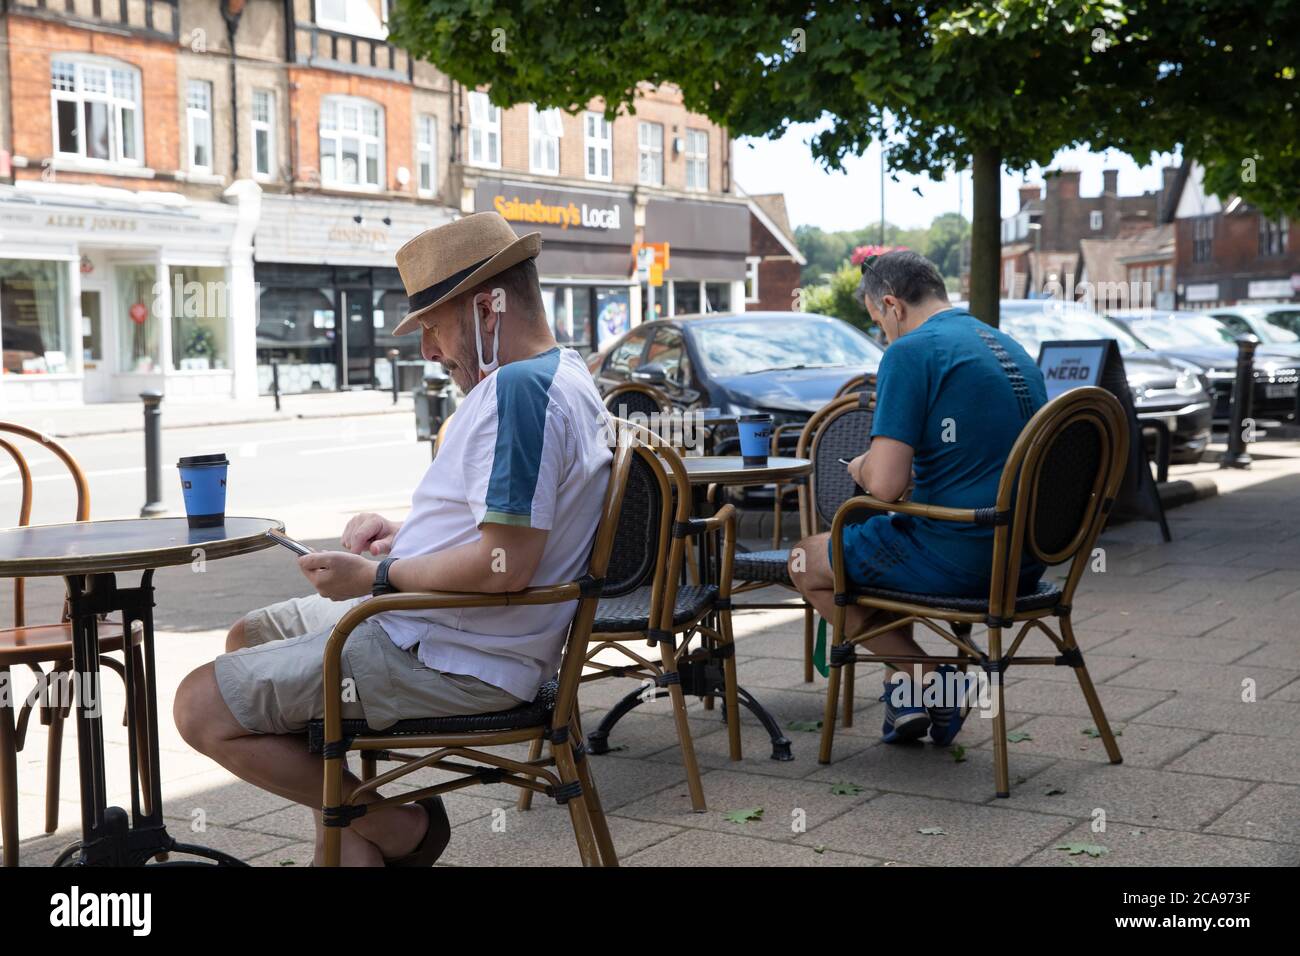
[5,443,1299,867]
[2,389,416,439]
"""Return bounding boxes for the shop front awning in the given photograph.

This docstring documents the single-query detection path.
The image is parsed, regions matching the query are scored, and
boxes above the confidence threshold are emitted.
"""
[0,182,239,257]
[645,197,749,281]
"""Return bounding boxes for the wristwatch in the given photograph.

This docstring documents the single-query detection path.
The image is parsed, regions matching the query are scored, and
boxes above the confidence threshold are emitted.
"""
[372,557,400,597]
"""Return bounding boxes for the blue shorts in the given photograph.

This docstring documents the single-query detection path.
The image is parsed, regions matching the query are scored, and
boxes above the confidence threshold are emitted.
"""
[833,513,1042,597]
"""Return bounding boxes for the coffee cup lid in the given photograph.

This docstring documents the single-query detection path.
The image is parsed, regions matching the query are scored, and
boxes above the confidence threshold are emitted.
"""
[178,454,229,467]
[738,413,772,423]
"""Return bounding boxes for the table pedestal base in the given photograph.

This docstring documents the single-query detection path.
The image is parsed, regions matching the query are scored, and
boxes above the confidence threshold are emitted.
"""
[62,571,248,867]
[51,807,246,867]
[587,651,794,762]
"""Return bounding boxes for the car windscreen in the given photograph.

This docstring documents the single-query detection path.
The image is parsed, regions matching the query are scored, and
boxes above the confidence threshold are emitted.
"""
[692,318,882,377]
[1260,311,1300,343]
[1125,316,1238,349]
[998,304,1146,356]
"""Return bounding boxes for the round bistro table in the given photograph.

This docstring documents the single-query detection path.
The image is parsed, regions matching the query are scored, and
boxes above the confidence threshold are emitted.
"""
[587,456,813,762]
[0,517,283,866]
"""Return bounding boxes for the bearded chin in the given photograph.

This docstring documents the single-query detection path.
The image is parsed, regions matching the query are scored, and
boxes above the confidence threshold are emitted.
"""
[458,353,480,391]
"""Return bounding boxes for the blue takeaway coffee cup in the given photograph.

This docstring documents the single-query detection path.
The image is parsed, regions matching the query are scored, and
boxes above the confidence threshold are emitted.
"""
[177,454,229,528]
[737,414,773,467]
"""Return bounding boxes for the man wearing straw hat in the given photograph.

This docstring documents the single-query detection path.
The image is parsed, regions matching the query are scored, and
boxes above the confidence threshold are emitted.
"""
[174,213,613,866]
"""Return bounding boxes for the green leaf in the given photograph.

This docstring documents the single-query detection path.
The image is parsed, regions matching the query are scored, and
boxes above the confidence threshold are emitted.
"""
[1055,843,1109,858]
[788,719,823,733]
[830,781,865,796]
[951,744,967,763]
[1007,730,1033,743]
[813,844,827,855]
[1082,727,1121,738]
[918,826,947,836]
[724,807,764,824]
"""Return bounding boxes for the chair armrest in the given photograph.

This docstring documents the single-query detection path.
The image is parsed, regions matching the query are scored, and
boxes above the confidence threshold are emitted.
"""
[676,503,737,597]
[321,580,595,677]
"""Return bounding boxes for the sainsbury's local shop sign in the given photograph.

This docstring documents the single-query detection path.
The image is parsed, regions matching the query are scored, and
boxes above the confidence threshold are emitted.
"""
[475,180,633,245]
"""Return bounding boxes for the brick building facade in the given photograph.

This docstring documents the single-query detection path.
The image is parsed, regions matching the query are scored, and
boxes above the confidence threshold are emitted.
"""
[744,193,804,312]
[1174,164,1297,308]
[0,0,757,408]
[1000,167,1175,299]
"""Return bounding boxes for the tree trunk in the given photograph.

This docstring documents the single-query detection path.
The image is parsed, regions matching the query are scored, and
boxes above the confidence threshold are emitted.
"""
[968,145,1001,328]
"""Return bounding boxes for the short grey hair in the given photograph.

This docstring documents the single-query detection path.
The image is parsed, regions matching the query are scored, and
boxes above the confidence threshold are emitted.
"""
[856,250,949,310]
[466,256,546,323]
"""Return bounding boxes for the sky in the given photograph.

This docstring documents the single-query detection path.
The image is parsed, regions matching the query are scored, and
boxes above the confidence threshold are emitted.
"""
[732,119,1182,233]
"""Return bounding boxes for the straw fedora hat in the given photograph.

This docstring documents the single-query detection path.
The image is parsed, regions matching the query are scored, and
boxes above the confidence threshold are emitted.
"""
[392,212,542,335]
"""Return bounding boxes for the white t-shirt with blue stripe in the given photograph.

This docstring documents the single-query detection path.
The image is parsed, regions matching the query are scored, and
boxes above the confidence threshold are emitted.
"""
[374,347,612,701]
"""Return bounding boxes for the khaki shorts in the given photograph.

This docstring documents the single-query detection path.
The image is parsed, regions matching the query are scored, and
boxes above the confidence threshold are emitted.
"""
[214,594,524,736]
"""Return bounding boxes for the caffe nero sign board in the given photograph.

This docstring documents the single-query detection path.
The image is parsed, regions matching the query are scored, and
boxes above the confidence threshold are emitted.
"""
[475,180,633,245]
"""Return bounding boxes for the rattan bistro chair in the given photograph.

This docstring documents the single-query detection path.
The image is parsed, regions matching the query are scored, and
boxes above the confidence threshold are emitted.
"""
[730,394,877,683]
[519,422,738,811]
[312,429,635,867]
[817,387,1129,797]
[604,382,672,421]
[766,374,875,552]
[0,423,151,867]
[833,372,878,400]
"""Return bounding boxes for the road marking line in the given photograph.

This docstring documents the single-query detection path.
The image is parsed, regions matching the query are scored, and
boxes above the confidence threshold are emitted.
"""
[299,439,416,455]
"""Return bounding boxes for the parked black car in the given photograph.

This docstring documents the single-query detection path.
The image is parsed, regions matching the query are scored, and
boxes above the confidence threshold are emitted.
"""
[987,300,1213,464]
[591,311,884,502]
[1109,309,1300,425]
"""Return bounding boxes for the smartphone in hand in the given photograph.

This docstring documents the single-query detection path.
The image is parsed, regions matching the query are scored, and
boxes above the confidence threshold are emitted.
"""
[267,527,314,556]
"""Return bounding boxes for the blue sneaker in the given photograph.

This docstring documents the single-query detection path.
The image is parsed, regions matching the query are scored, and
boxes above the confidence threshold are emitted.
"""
[879,676,930,744]
[926,664,970,747]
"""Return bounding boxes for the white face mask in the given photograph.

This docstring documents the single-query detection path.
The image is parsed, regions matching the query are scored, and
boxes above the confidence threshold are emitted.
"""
[474,301,501,378]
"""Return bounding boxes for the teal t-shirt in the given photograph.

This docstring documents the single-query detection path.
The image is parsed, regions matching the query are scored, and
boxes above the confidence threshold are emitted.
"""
[870,308,1048,576]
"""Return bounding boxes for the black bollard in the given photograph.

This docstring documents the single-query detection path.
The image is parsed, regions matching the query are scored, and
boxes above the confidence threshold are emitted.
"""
[1220,334,1258,469]
[388,348,400,404]
[270,360,281,412]
[139,390,167,517]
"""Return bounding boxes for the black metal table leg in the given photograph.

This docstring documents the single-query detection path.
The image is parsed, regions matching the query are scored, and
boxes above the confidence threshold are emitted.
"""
[732,686,793,761]
[57,570,248,866]
[588,652,797,761]
[588,482,798,761]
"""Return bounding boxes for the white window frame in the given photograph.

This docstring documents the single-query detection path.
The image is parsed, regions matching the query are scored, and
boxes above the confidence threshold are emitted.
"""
[50,55,144,168]
[584,111,612,182]
[416,113,437,196]
[685,128,709,191]
[467,91,501,169]
[1089,209,1103,231]
[638,121,663,187]
[529,105,563,176]
[315,0,389,39]
[744,257,761,303]
[251,88,276,180]
[319,94,385,190]
[186,80,214,174]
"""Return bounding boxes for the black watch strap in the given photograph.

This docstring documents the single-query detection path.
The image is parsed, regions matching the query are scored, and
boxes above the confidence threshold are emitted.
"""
[372,557,399,597]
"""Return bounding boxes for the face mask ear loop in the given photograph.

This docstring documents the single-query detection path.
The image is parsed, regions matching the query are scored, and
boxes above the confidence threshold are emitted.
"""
[475,297,502,379]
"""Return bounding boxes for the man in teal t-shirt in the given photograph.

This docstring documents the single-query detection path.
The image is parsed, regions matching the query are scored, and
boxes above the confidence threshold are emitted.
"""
[789,251,1047,746]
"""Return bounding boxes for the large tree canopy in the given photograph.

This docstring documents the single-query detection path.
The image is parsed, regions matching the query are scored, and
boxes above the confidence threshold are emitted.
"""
[391,0,1299,325]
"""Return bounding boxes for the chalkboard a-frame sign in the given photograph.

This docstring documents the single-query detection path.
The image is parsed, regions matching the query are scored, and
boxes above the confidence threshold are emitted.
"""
[1037,339,1171,541]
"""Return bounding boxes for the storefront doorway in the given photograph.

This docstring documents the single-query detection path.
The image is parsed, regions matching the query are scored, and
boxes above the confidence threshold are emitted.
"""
[78,285,111,402]
[342,288,376,388]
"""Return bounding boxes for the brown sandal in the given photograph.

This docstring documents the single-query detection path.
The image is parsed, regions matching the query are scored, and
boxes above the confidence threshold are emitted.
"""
[384,797,451,867]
